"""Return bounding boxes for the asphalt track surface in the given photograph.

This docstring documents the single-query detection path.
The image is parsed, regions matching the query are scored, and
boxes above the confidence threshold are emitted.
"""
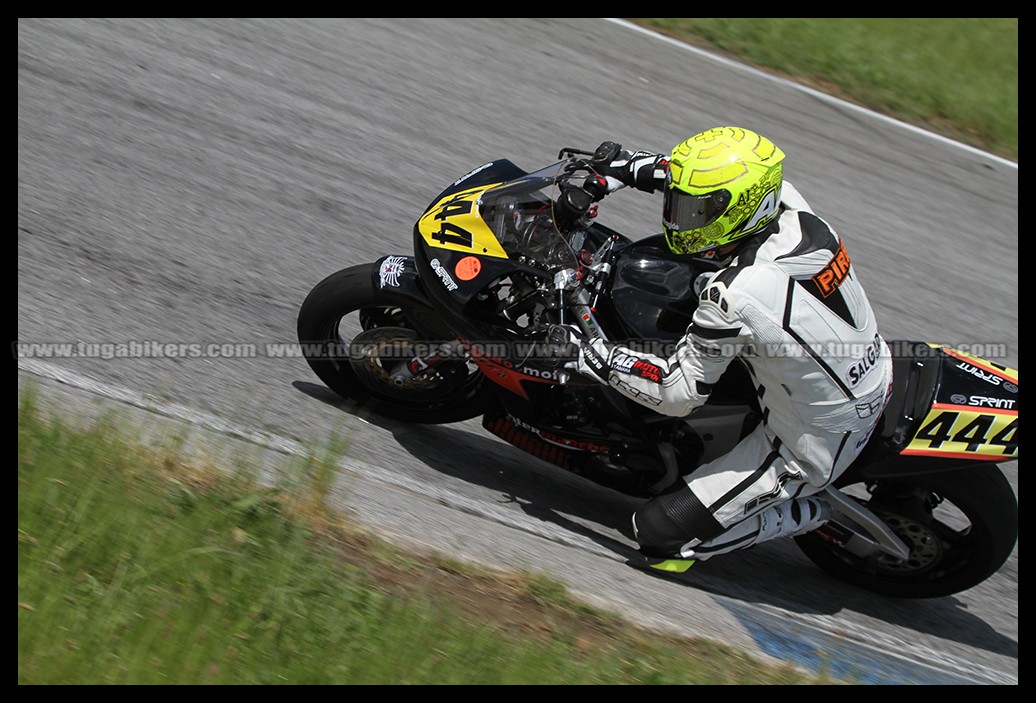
[18,19,1018,684]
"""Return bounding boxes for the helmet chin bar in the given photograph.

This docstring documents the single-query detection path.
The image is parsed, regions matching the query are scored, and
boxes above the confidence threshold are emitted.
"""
[700,249,735,266]
[699,218,782,262]
[695,237,748,264]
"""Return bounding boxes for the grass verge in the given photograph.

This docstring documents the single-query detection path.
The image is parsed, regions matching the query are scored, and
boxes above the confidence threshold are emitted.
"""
[17,387,839,684]
[631,18,1017,161]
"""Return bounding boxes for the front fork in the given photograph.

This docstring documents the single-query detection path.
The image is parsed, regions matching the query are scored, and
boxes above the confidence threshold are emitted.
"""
[388,341,465,386]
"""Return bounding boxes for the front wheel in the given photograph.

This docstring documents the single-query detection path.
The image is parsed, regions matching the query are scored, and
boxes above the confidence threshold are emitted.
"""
[795,464,1017,598]
[296,263,496,423]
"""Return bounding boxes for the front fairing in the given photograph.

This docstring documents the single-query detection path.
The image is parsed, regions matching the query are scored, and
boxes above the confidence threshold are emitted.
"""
[410,157,631,400]
[416,161,583,266]
[412,160,599,328]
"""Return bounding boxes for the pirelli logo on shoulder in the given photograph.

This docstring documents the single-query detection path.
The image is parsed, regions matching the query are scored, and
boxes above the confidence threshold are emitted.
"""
[813,240,851,297]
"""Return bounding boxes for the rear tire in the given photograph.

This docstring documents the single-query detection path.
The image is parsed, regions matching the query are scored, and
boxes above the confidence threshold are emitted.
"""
[795,464,1017,598]
[297,264,496,423]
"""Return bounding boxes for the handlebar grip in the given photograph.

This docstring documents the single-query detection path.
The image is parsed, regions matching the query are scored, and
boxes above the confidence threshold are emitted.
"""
[583,174,609,201]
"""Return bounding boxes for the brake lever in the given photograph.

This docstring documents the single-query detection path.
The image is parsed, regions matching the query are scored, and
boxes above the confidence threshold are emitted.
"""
[561,158,590,173]
[558,147,594,159]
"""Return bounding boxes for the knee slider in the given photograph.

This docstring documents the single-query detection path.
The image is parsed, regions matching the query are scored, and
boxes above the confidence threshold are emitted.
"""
[633,484,725,557]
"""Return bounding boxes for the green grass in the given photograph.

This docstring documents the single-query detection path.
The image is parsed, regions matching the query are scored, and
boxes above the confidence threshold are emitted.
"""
[631,18,1017,161]
[17,389,833,684]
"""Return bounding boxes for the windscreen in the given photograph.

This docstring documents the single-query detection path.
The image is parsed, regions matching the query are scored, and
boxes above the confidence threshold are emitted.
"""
[478,161,581,271]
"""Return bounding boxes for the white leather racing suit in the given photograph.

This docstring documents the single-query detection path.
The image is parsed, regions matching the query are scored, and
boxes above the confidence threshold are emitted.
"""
[580,154,894,560]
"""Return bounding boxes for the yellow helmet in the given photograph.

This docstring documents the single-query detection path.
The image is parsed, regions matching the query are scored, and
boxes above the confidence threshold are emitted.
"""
[663,126,785,256]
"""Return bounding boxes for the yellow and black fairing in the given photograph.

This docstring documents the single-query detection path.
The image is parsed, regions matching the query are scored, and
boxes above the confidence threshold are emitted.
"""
[411,159,534,337]
[841,341,1018,482]
[408,159,599,400]
[368,160,525,340]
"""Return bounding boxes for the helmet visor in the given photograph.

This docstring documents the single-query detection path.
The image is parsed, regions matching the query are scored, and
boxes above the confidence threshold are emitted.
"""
[662,188,731,234]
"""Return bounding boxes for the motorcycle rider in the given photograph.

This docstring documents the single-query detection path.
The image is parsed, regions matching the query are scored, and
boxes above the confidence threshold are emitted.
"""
[550,126,894,573]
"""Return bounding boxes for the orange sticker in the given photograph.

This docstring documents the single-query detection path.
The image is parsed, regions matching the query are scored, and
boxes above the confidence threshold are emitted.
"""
[455,256,482,281]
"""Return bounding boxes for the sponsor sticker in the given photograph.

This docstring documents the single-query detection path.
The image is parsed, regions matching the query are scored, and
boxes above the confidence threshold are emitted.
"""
[454,256,482,281]
[957,361,1006,387]
[846,333,882,388]
[950,393,1016,410]
[452,162,493,187]
[813,240,851,297]
[379,256,406,288]
[430,258,459,291]
[611,352,636,373]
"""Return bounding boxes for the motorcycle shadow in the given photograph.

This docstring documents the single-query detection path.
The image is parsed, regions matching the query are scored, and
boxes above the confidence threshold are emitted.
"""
[294,381,1017,660]
[291,383,643,540]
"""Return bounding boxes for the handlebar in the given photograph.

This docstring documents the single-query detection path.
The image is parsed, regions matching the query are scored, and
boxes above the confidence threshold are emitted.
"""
[552,155,611,234]
[557,147,594,159]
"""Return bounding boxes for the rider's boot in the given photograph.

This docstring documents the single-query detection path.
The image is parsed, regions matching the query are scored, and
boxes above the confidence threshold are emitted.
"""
[634,495,830,573]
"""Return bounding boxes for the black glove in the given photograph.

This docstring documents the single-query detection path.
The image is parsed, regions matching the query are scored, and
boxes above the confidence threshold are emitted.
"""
[588,141,631,195]
[546,324,612,384]
[591,141,622,168]
[590,140,668,194]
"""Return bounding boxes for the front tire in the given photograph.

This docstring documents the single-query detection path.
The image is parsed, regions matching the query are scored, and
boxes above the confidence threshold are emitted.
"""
[795,464,1017,598]
[297,264,496,423]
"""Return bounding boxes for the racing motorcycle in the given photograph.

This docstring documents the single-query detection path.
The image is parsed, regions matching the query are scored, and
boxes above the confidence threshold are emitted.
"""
[297,149,1019,599]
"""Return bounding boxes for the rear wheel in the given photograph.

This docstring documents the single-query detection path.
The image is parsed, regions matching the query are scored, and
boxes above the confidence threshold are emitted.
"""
[296,264,496,423]
[796,464,1017,598]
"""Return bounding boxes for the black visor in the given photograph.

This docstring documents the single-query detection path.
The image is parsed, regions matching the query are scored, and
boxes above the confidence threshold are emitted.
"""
[662,188,732,233]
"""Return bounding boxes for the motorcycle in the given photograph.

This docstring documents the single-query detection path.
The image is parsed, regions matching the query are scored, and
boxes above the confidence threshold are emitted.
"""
[297,149,1019,599]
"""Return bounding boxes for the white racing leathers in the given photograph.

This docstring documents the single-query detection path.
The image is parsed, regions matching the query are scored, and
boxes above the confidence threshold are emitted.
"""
[613,182,894,560]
